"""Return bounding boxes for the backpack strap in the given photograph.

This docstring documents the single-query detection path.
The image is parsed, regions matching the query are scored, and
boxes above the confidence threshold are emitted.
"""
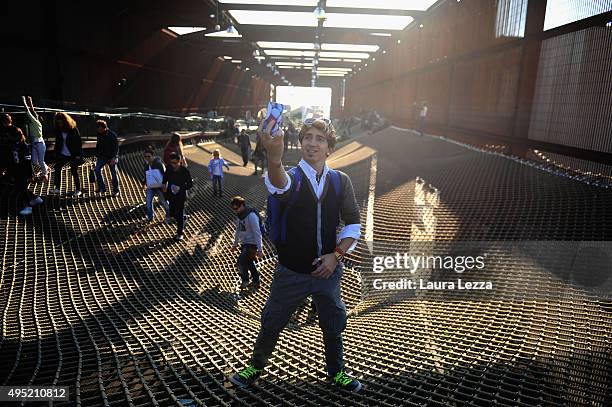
[248,208,263,227]
[246,208,263,229]
[287,166,303,197]
[328,169,343,232]
[328,169,342,200]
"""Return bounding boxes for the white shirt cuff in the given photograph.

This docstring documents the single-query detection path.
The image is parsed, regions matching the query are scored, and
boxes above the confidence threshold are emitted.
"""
[337,223,361,253]
[264,171,291,194]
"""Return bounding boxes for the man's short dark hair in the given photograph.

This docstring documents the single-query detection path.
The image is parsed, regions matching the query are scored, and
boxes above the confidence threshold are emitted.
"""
[1,113,11,124]
[231,196,245,207]
[144,148,154,155]
[96,119,108,129]
[168,152,180,161]
[299,119,336,149]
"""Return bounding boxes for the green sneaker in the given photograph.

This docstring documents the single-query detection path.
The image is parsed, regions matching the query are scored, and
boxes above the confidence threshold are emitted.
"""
[229,364,262,388]
[330,370,362,393]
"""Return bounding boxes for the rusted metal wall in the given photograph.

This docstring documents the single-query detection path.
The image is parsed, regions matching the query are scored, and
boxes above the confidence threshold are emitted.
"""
[346,0,612,158]
[528,26,612,153]
[450,46,521,137]
[346,0,523,130]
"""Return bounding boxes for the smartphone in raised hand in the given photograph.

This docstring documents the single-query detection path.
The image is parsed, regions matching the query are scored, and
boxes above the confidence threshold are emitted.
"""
[263,102,284,136]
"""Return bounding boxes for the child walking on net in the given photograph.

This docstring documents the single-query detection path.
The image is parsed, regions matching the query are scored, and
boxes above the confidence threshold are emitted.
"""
[207,148,230,197]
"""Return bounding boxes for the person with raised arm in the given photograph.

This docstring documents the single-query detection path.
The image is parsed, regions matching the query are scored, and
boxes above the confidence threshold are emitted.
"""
[22,96,49,181]
[230,117,363,393]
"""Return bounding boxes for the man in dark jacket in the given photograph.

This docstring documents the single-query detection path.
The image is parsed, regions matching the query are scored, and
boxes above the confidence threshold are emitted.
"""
[252,134,266,176]
[162,152,193,241]
[94,120,120,196]
[12,128,44,215]
[0,113,20,183]
[238,130,251,166]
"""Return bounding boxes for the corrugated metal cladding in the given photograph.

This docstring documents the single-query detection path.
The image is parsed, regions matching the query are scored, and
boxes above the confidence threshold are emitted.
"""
[346,0,527,131]
[450,47,521,137]
[528,26,612,153]
[544,0,612,30]
[345,0,612,160]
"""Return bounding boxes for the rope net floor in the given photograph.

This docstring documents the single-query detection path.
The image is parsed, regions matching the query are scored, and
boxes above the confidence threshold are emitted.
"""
[1,128,611,406]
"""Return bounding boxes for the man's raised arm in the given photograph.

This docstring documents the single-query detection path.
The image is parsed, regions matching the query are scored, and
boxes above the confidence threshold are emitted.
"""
[261,119,288,190]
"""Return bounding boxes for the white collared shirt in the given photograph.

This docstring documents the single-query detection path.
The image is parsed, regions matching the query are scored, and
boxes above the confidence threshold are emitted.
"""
[264,159,328,198]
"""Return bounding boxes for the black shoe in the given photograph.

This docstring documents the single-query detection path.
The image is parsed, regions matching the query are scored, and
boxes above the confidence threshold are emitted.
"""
[239,281,249,290]
[229,364,262,388]
[252,281,261,289]
[329,370,362,393]
[175,234,183,241]
[112,190,120,197]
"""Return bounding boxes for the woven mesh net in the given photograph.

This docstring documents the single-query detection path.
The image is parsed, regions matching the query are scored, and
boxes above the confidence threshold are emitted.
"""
[1,127,610,406]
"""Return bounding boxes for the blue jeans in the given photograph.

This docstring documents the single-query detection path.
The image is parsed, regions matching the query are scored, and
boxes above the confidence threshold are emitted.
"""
[212,175,223,195]
[238,244,260,285]
[95,157,119,192]
[251,263,347,376]
[31,141,48,176]
[146,188,169,221]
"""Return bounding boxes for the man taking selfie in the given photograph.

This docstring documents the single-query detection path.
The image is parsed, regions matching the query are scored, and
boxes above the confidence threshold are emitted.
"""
[230,117,363,392]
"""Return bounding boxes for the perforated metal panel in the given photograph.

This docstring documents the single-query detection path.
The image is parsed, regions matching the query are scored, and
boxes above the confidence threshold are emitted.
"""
[528,26,612,154]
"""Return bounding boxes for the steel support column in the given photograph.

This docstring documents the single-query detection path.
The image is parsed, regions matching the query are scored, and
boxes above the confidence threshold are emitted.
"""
[511,0,547,155]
